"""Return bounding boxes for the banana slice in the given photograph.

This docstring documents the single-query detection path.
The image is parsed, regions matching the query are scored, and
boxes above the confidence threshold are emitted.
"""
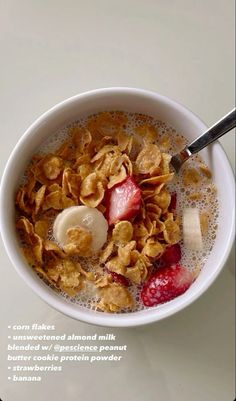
[183,208,203,251]
[53,206,108,253]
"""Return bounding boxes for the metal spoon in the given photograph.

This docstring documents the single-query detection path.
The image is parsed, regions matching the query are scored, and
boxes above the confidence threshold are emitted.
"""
[171,108,236,172]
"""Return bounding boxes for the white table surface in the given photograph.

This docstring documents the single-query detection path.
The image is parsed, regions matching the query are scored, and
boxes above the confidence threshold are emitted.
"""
[0,1,235,400]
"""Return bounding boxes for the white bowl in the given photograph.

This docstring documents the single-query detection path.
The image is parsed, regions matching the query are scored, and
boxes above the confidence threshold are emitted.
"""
[0,88,235,327]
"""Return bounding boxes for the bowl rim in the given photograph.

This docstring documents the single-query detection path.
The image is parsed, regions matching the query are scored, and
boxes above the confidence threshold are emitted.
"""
[0,87,235,327]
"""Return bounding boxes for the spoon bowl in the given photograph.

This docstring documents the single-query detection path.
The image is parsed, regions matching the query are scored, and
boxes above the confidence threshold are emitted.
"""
[0,87,235,327]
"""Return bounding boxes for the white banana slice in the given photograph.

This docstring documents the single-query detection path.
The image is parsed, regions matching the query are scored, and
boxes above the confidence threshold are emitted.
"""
[183,208,203,251]
[53,206,108,253]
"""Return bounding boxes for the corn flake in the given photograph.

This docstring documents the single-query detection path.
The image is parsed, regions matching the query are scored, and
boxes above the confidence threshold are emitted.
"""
[64,226,92,257]
[125,252,150,284]
[44,240,66,258]
[43,187,75,210]
[146,203,162,217]
[77,163,93,180]
[142,238,164,258]
[183,167,201,186]
[43,155,63,180]
[135,144,161,174]
[55,140,75,160]
[135,125,157,144]
[112,221,133,244]
[98,283,133,312]
[71,127,92,154]
[80,176,105,208]
[117,131,131,152]
[35,185,47,215]
[16,216,34,236]
[17,217,43,265]
[142,183,165,201]
[133,223,148,238]
[16,187,32,214]
[80,172,97,197]
[152,188,171,211]
[105,256,126,275]
[140,173,174,186]
[62,167,80,200]
[96,153,114,177]
[45,258,83,296]
[99,241,114,264]
[108,165,127,189]
[91,145,119,163]
[124,265,142,285]
[34,219,48,239]
[159,153,171,175]
[118,241,136,266]
[163,214,180,244]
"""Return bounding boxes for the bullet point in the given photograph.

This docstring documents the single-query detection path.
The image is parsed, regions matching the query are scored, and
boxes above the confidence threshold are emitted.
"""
[8,367,11,369]
[8,377,11,380]
[8,336,11,339]
[8,325,11,329]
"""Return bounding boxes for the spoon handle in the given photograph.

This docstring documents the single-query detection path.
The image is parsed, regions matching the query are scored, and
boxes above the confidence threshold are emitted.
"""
[187,108,236,155]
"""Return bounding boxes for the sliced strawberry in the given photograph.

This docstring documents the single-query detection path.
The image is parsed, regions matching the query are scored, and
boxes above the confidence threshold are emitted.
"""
[109,271,130,287]
[169,192,177,211]
[141,264,193,307]
[105,176,141,225]
[161,244,181,265]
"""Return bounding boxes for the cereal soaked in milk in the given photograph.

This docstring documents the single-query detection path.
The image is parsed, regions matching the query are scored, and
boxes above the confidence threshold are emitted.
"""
[19,112,219,312]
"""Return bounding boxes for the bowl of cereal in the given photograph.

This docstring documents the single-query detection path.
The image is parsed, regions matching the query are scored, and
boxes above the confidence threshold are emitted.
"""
[0,88,235,327]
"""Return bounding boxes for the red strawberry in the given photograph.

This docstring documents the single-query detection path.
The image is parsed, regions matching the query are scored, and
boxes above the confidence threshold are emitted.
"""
[161,244,181,265]
[141,264,193,307]
[105,176,141,225]
[109,271,130,287]
[169,192,177,211]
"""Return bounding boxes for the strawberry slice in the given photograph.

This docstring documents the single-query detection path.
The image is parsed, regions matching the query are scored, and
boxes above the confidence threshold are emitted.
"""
[105,176,141,225]
[141,264,193,307]
[161,244,181,265]
[109,271,130,287]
